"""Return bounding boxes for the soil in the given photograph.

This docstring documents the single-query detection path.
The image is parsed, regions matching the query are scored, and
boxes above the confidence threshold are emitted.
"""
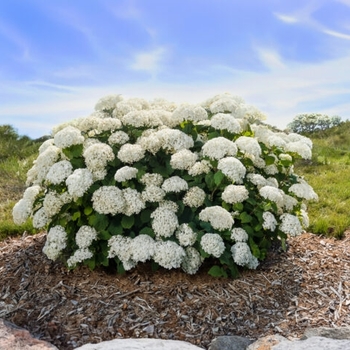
[0,231,349,349]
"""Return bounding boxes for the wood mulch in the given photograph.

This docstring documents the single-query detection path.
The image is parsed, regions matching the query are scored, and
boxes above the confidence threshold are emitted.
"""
[0,231,349,349]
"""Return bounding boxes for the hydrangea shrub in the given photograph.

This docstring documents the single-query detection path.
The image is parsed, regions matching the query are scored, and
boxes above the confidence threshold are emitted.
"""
[13,93,318,277]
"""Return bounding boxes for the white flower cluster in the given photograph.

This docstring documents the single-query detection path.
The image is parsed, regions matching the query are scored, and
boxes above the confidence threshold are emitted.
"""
[183,186,206,208]
[199,206,234,231]
[176,223,197,246]
[231,228,248,242]
[42,225,67,261]
[279,213,303,236]
[151,206,179,237]
[200,233,225,258]
[231,242,259,269]
[170,149,198,170]
[202,137,237,160]
[222,185,249,204]
[217,157,246,183]
[161,176,188,193]
[46,160,73,185]
[92,186,125,215]
[114,166,138,182]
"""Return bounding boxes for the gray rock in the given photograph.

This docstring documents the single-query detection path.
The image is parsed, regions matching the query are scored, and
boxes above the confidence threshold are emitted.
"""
[301,326,350,340]
[0,318,58,350]
[247,334,289,349]
[272,336,350,350]
[75,338,203,350]
[209,335,255,350]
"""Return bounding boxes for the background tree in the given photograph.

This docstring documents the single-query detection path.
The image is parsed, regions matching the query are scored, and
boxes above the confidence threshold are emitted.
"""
[287,113,342,134]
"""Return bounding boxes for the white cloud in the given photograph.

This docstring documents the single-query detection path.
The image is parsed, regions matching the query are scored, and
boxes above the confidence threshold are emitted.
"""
[255,48,286,70]
[273,13,299,24]
[129,47,166,74]
[323,29,350,40]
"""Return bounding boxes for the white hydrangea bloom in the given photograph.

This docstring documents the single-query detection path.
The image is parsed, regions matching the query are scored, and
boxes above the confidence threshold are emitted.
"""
[222,185,249,204]
[108,131,130,146]
[181,247,202,274]
[114,166,138,182]
[210,113,242,133]
[117,143,145,163]
[247,173,269,189]
[266,135,287,148]
[262,212,277,231]
[188,160,211,176]
[136,133,162,154]
[288,182,318,201]
[158,200,179,212]
[151,206,179,237]
[38,139,55,154]
[170,149,198,170]
[175,223,197,247]
[217,157,246,184]
[42,225,67,261]
[32,207,50,228]
[27,145,61,185]
[161,176,188,193]
[300,208,309,228]
[172,104,208,124]
[199,206,234,231]
[140,173,163,186]
[231,242,256,267]
[130,235,155,263]
[285,141,312,160]
[83,143,115,171]
[282,194,298,211]
[235,136,261,158]
[259,186,284,207]
[95,94,122,111]
[286,133,313,148]
[67,248,94,267]
[122,259,137,271]
[92,186,126,215]
[122,188,145,216]
[46,160,73,185]
[23,185,41,203]
[264,164,279,175]
[183,186,206,207]
[202,137,237,160]
[97,118,122,132]
[121,110,152,128]
[200,233,225,258]
[75,226,98,249]
[12,199,32,225]
[153,241,186,269]
[231,228,249,242]
[279,153,293,162]
[155,128,194,152]
[279,213,303,236]
[107,235,133,261]
[66,168,94,198]
[209,94,241,113]
[113,97,148,117]
[141,185,166,202]
[83,138,101,151]
[54,126,84,149]
[43,191,64,217]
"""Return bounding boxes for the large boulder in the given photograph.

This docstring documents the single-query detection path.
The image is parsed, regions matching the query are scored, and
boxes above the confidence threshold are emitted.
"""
[0,318,58,350]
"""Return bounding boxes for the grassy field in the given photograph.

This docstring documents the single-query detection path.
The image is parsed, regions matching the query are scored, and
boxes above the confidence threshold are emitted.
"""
[0,122,349,241]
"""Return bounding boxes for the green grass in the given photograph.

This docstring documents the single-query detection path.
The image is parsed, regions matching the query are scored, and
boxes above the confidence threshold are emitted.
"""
[295,121,350,238]
[0,125,41,239]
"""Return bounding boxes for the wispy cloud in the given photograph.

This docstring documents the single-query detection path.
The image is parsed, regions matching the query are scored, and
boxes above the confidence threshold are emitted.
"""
[255,47,286,71]
[323,29,350,40]
[129,47,167,75]
[273,13,299,24]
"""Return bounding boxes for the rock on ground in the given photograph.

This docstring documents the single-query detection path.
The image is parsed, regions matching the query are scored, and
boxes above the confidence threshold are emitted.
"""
[209,335,254,350]
[272,336,350,350]
[75,338,203,350]
[0,318,58,350]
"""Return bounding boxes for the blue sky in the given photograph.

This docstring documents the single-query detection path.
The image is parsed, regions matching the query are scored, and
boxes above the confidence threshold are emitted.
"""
[1,0,350,138]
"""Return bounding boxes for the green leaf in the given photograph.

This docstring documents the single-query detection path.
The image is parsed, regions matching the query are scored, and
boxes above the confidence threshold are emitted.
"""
[140,210,151,224]
[84,207,93,216]
[99,230,112,240]
[208,265,228,278]
[233,202,244,211]
[85,257,96,270]
[249,237,261,258]
[265,155,276,166]
[239,212,253,223]
[214,170,225,186]
[205,172,215,189]
[139,226,154,237]
[72,211,81,221]
[108,219,123,235]
[88,213,109,231]
[121,215,135,229]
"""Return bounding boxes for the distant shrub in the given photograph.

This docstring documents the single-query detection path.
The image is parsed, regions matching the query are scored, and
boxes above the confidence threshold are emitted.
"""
[13,93,317,277]
[287,113,341,134]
